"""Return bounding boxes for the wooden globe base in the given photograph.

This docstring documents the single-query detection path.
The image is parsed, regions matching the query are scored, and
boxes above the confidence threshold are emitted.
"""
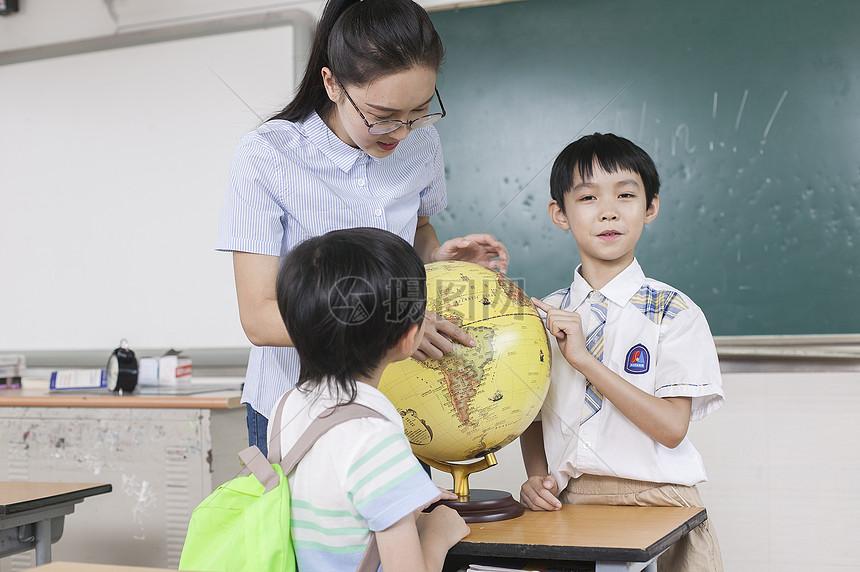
[418,453,524,523]
[432,489,524,523]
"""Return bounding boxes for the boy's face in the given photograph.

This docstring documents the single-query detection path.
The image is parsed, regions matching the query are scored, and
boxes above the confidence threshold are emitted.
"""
[549,163,659,276]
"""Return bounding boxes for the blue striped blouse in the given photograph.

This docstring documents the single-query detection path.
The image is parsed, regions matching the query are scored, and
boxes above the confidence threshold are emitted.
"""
[215,111,447,418]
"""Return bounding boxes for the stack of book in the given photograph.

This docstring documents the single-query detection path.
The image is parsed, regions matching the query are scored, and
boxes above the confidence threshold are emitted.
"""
[0,354,25,389]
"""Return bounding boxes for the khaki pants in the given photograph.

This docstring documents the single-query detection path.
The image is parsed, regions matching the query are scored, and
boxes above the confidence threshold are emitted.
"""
[560,474,723,571]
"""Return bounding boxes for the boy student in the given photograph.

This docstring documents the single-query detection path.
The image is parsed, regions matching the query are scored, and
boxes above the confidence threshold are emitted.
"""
[519,133,725,570]
[270,227,469,571]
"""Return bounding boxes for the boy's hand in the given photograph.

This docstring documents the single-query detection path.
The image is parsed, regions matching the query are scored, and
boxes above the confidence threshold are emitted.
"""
[416,505,470,548]
[412,311,475,361]
[519,475,562,511]
[432,233,509,273]
[415,487,458,513]
[531,297,594,368]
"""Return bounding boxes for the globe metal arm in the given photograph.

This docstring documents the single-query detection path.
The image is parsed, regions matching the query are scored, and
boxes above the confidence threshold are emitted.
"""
[418,453,499,498]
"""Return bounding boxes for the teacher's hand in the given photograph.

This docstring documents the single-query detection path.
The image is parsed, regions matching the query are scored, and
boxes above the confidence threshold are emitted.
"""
[412,311,475,361]
[432,233,509,274]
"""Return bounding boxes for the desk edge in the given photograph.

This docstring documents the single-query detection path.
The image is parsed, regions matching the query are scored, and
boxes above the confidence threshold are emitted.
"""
[0,484,113,516]
[449,507,708,563]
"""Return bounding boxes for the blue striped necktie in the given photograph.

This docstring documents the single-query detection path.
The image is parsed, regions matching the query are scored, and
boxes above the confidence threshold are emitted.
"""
[581,290,608,425]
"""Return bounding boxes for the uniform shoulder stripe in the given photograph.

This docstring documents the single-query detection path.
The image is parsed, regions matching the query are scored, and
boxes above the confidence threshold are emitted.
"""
[542,287,570,307]
[630,285,689,324]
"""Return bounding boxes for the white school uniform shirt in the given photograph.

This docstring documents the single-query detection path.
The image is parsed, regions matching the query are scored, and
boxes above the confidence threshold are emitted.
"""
[539,259,725,489]
[269,382,441,571]
[215,111,447,418]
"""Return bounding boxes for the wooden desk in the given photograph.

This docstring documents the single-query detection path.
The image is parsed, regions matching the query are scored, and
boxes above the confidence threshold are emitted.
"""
[0,387,242,409]
[0,482,112,566]
[445,504,707,572]
[0,387,245,571]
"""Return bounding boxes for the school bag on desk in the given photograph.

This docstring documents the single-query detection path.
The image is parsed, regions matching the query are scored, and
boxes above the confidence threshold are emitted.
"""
[179,390,384,572]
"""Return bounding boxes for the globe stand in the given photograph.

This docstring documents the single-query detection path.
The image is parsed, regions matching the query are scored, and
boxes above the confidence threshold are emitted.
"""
[420,452,524,523]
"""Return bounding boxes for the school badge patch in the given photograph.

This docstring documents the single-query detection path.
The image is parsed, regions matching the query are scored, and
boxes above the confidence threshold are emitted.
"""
[624,344,650,374]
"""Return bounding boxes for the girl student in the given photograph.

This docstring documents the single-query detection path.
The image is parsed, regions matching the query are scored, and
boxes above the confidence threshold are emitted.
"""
[216,0,509,453]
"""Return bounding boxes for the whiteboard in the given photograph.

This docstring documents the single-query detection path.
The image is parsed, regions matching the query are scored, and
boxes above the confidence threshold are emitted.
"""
[0,26,295,351]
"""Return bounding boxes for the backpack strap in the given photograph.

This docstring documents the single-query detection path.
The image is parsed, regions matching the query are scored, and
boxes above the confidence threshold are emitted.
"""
[267,389,386,572]
[266,388,293,464]
[233,389,297,493]
[279,402,386,473]
[237,445,279,493]
[266,389,386,470]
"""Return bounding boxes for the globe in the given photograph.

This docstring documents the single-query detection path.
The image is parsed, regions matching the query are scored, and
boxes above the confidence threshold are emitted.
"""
[379,261,551,467]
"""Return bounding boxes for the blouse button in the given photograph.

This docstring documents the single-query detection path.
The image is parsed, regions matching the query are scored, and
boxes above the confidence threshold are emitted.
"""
[357,179,366,186]
[374,208,382,217]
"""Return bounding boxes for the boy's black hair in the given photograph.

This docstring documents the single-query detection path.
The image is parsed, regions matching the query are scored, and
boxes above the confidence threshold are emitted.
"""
[550,133,660,210]
[277,227,426,402]
[271,0,444,122]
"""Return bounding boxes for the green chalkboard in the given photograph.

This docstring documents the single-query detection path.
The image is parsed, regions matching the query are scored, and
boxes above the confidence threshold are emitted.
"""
[429,0,860,336]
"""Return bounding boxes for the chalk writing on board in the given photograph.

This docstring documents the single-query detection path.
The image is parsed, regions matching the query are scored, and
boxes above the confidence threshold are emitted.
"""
[762,90,789,143]
[671,124,696,156]
[644,89,788,161]
[735,89,749,131]
[710,91,719,151]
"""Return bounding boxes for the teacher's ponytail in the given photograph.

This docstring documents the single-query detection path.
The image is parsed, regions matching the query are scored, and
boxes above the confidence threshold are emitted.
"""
[271,0,358,122]
[270,0,444,123]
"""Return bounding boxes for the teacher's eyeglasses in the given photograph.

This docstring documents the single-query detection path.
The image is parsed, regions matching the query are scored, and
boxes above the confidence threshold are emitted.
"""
[338,81,446,135]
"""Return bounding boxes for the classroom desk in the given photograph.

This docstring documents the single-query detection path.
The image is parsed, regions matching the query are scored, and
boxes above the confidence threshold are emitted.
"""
[0,482,112,566]
[444,504,707,572]
[0,386,245,572]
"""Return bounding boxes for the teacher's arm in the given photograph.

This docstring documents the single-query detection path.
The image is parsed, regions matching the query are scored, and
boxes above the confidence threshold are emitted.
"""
[412,217,472,360]
[232,251,294,348]
[413,216,442,264]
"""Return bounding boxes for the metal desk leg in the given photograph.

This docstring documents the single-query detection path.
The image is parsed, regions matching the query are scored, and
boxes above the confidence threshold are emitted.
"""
[34,519,53,565]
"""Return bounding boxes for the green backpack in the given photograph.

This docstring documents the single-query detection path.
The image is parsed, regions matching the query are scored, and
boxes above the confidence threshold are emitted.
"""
[179,393,384,571]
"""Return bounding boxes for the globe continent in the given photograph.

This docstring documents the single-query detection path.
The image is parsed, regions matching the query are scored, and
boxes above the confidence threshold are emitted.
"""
[379,261,551,463]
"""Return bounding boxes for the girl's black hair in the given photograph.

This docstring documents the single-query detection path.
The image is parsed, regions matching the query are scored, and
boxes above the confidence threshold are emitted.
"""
[271,0,445,122]
[276,228,426,403]
[550,133,661,210]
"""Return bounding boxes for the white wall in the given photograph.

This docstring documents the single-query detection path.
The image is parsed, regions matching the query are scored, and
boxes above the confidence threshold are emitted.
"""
[0,26,296,350]
[690,370,860,571]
